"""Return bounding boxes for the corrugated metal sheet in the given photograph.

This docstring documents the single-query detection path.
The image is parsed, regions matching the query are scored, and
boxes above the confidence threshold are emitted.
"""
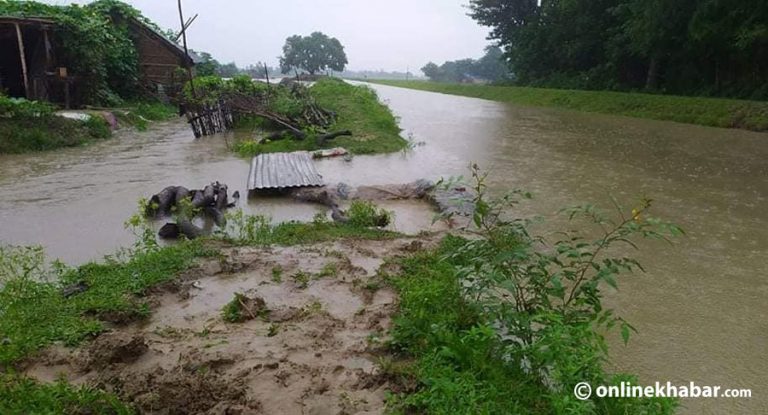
[248,151,324,190]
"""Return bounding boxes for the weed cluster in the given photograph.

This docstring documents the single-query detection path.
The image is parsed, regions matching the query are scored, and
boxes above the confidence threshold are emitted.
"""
[347,200,393,228]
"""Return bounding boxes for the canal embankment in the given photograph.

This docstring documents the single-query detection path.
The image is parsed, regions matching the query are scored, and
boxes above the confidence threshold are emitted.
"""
[367,80,768,132]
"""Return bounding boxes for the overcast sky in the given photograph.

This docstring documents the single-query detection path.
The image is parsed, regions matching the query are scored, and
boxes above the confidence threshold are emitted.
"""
[41,0,492,72]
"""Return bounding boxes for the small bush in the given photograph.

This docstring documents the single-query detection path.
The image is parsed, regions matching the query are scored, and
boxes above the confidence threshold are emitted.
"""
[347,200,393,228]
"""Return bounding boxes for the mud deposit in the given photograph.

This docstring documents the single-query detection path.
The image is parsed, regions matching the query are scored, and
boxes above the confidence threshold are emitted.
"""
[23,236,439,414]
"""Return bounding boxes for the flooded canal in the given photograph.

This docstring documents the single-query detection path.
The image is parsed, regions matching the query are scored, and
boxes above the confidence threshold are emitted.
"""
[1,83,766,414]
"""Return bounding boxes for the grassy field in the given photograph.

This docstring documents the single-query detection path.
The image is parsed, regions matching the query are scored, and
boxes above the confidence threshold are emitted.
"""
[367,80,768,132]
[234,78,408,157]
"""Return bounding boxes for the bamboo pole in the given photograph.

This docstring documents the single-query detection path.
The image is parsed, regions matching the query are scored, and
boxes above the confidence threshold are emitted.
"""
[177,0,196,98]
[15,23,29,98]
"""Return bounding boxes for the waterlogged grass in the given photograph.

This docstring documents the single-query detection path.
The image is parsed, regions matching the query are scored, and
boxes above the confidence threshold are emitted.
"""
[0,116,111,154]
[368,80,768,132]
[0,210,401,412]
[223,211,400,246]
[235,78,407,156]
[0,241,212,366]
[0,374,133,415]
[115,101,178,132]
[0,212,396,366]
[385,235,678,414]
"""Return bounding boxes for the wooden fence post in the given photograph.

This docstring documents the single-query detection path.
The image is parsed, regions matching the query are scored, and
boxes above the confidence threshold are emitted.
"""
[14,23,30,99]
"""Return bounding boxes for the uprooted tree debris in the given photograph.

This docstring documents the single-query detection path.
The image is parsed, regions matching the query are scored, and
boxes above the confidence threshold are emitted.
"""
[146,182,239,239]
[182,76,352,145]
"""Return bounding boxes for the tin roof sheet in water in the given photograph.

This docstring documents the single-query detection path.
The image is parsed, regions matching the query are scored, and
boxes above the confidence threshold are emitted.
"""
[247,151,324,190]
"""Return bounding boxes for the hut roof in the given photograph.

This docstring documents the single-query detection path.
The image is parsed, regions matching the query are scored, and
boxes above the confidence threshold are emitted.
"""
[0,16,56,28]
[126,17,196,67]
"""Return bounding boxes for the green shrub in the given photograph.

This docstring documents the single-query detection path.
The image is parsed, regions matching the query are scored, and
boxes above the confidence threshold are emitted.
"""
[387,167,682,414]
[0,96,54,118]
[347,200,393,228]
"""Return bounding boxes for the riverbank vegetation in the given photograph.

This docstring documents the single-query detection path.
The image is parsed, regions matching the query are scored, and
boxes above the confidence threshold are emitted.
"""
[0,1,180,154]
[0,97,111,154]
[0,96,177,154]
[467,0,768,100]
[1,170,682,413]
[225,77,406,156]
[0,205,402,410]
[0,207,398,368]
[383,167,682,414]
[368,80,768,131]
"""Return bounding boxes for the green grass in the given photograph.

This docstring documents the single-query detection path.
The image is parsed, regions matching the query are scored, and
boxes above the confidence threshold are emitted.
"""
[0,241,212,366]
[368,80,768,132]
[0,100,176,154]
[0,116,111,154]
[115,101,178,131]
[131,102,177,121]
[0,374,133,415]
[385,235,677,414]
[234,78,408,156]
[224,211,401,246]
[385,236,550,414]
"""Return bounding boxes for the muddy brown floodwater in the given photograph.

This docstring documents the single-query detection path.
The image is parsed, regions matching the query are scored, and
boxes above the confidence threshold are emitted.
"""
[1,82,767,414]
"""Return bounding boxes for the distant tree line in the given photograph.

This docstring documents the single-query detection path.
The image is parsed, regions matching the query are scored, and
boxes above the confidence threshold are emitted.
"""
[468,0,768,99]
[341,70,419,80]
[192,51,282,79]
[421,46,511,83]
[193,32,348,80]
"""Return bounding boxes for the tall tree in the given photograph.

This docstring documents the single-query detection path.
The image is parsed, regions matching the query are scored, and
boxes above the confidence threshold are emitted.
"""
[279,32,348,75]
[468,0,768,98]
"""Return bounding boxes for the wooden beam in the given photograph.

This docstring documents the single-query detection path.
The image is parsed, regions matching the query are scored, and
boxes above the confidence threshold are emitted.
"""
[14,23,30,98]
[43,29,52,68]
[173,14,198,42]
[178,0,196,98]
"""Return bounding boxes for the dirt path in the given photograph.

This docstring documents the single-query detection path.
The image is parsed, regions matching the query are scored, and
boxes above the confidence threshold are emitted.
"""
[22,236,440,414]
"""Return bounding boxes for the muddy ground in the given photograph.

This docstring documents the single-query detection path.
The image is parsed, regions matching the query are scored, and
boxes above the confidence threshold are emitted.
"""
[22,235,442,414]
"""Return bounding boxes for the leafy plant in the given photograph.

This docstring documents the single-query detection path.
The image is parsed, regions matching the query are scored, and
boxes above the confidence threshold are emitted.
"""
[347,200,393,228]
[450,165,681,411]
[388,165,681,414]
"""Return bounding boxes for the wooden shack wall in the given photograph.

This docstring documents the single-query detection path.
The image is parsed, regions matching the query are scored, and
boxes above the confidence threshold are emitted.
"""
[132,25,189,87]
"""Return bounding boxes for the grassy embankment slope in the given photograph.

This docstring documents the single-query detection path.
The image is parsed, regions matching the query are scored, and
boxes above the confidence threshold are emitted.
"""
[0,100,177,155]
[235,78,408,156]
[368,80,768,132]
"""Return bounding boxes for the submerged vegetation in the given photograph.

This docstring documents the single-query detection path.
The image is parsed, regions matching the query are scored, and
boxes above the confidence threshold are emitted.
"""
[368,80,768,131]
